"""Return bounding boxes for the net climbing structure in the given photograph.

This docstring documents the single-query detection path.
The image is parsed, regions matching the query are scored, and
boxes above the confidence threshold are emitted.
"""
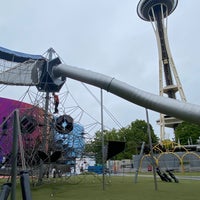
[0,46,101,178]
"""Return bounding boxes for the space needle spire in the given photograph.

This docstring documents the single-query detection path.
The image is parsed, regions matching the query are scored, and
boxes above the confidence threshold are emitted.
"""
[137,0,186,141]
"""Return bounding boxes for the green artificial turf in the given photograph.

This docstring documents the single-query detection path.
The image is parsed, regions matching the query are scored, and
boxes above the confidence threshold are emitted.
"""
[1,174,199,200]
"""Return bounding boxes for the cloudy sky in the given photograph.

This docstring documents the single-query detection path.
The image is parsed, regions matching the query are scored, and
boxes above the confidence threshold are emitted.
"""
[0,0,200,140]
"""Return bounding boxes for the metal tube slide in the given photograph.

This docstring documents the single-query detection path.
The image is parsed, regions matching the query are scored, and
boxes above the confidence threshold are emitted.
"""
[53,64,200,125]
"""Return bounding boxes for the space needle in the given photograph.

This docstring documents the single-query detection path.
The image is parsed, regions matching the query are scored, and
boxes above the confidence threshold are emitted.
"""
[137,0,186,141]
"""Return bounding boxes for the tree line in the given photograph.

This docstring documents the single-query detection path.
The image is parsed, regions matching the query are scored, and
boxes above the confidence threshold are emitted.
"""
[85,119,200,164]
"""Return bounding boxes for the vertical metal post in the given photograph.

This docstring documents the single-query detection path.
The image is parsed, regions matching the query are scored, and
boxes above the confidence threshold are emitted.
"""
[38,48,53,184]
[10,109,20,200]
[134,141,145,183]
[20,171,32,200]
[43,92,50,151]
[145,108,158,191]
[100,89,105,190]
[43,49,53,150]
[0,183,12,200]
[38,92,50,183]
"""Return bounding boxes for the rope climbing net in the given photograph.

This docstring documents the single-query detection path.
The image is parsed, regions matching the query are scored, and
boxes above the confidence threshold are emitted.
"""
[0,46,123,185]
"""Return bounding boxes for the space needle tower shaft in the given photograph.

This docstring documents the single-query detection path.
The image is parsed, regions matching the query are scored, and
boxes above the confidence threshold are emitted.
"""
[137,0,185,140]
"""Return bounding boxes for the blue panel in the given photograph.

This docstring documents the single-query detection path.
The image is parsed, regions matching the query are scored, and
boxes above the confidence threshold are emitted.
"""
[0,46,45,63]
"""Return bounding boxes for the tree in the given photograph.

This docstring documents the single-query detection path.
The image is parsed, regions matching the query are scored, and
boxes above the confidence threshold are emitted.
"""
[85,119,159,163]
[84,129,119,164]
[174,121,200,145]
[122,120,158,157]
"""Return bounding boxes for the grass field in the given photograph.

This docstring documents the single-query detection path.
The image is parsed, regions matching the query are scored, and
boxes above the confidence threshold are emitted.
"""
[1,173,200,200]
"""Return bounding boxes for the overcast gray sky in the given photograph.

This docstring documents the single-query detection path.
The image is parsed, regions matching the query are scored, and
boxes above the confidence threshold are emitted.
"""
[1,0,200,140]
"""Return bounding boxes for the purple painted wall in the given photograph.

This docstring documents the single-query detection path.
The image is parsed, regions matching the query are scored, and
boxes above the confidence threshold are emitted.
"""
[0,97,44,158]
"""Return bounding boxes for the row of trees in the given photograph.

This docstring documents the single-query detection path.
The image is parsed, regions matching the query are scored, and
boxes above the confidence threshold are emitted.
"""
[85,120,158,164]
[85,119,200,164]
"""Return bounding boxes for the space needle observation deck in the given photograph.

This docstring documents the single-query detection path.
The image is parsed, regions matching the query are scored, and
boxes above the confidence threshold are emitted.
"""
[137,0,186,140]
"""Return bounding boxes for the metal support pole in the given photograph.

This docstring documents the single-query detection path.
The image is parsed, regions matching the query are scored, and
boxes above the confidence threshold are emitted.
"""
[38,92,50,183]
[10,109,20,200]
[101,89,105,190]
[20,171,32,200]
[38,48,53,184]
[145,108,158,191]
[134,141,145,183]
[0,183,12,200]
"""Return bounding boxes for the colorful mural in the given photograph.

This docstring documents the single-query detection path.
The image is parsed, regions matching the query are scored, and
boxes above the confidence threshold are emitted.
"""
[0,97,44,160]
[0,97,86,167]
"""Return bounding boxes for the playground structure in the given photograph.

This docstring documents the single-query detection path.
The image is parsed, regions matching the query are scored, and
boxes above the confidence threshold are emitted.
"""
[1,46,200,197]
[0,0,200,198]
[137,0,186,140]
[131,141,200,183]
[136,143,200,173]
[128,141,199,184]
